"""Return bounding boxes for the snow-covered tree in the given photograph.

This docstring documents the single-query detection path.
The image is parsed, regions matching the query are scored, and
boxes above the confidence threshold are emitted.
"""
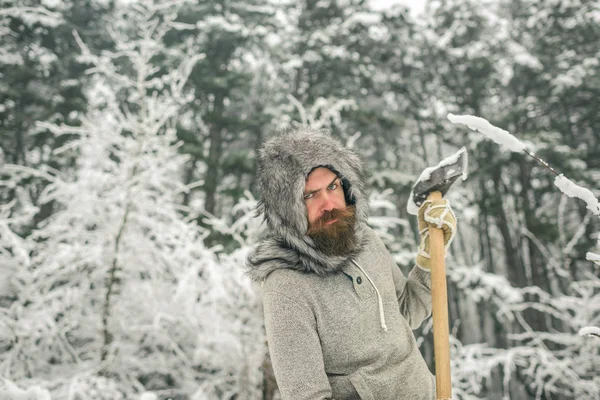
[0,1,265,397]
[0,0,114,231]
[159,0,281,223]
[444,114,600,399]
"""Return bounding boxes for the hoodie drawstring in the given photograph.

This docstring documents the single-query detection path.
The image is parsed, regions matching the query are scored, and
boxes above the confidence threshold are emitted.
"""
[352,260,388,332]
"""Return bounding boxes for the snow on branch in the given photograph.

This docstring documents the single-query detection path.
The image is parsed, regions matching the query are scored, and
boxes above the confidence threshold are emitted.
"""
[448,113,600,218]
[448,111,600,276]
[0,6,63,28]
[36,120,88,137]
[554,175,600,217]
[287,94,357,130]
[447,113,526,152]
[449,339,505,399]
[587,252,600,265]
[0,377,51,400]
[0,1,267,398]
[1,163,60,183]
[449,335,599,399]
[368,189,413,248]
[448,265,524,318]
[579,326,600,338]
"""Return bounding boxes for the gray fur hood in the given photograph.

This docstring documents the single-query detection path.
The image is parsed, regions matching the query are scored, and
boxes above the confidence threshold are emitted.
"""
[246,126,370,282]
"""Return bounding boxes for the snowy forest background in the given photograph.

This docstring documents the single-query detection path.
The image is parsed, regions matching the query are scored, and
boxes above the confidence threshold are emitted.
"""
[1,0,599,399]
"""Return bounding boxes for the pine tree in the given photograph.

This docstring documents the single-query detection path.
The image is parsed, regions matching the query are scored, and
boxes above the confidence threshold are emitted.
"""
[0,0,114,233]
[162,0,280,224]
[0,1,265,397]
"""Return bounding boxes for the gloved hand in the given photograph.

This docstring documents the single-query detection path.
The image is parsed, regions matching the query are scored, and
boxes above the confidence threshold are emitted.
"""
[416,198,457,270]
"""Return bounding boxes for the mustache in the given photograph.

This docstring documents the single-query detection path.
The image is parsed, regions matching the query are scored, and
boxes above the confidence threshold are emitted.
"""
[307,206,356,233]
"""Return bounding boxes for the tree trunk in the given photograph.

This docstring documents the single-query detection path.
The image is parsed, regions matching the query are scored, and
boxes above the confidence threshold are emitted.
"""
[516,157,552,333]
[182,158,197,207]
[488,169,528,288]
[517,157,552,292]
[204,92,225,216]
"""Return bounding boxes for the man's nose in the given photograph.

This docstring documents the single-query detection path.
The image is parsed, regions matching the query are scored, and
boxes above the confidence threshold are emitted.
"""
[321,193,336,212]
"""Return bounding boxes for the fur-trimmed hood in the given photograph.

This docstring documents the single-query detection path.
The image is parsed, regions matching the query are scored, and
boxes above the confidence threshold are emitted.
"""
[246,126,370,282]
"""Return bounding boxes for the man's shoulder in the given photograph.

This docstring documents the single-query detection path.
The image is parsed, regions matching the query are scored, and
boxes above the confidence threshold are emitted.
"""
[262,268,316,293]
[362,224,389,251]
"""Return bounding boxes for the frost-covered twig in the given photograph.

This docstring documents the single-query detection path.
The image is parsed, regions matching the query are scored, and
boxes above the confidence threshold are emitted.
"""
[447,114,526,152]
[447,113,559,175]
[36,120,88,137]
[0,377,51,400]
[579,326,600,339]
[310,97,357,129]
[101,164,137,363]
[287,94,309,125]
[554,175,600,216]
[587,252,600,265]
[287,94,357,130]
[564,211,592,256]
[447,113,600,217]
[0,164,60,183]
[448,113,600,274]
[520,227,569,278]
[0,7,63,28]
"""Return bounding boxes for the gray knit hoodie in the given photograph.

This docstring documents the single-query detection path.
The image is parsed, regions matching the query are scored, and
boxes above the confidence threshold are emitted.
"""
[247,127,435,400]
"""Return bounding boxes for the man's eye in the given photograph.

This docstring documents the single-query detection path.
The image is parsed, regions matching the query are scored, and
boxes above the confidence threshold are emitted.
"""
[304,193,314,200]
[328,183,338,190]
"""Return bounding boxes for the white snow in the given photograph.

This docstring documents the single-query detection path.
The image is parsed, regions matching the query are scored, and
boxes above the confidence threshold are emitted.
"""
[406,193,418,216]
[0,52,24,65]
[553,65,587,92]
[0,3,267,398]
[407,147,468,215]
[326,45,348,59]
[303,50,322,63]
[448,113,600,219]
[579,326,600,337]
[586,252,600,263]
[140,392,158,400]
[0,378,51,400]
[41,0,62,8]
[369,0,424,16]
[554,175,600,216]
[508,42,543,70]
[447,113,527,153]
[450,265,524,304]
[343,12,381,27]
[197,16,246,34]
[7,7,63,28]
[368,25,390,41]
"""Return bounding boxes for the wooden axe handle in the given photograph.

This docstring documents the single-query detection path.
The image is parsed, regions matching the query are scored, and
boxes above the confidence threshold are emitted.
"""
[428,191,452,400]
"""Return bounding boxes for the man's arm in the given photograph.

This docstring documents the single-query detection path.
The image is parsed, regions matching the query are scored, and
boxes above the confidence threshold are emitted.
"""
[392,197,457,329]
[390,264,432,330]
[262,290,333,400]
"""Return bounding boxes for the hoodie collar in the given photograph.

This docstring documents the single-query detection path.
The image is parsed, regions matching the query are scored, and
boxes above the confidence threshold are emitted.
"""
[246,222,368,281]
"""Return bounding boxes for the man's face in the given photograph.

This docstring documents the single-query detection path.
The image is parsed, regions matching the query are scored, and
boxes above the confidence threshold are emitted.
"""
[304,167,347,225]
[304,168,356,256]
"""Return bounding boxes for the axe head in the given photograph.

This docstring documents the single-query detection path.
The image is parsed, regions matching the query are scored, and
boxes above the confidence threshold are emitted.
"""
[407,147,468,215]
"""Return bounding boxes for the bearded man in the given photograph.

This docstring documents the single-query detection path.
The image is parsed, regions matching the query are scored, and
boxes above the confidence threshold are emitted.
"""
[246,127,456,400]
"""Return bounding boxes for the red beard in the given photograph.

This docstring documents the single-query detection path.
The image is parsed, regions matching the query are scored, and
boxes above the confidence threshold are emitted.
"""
[307,206,357,256]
